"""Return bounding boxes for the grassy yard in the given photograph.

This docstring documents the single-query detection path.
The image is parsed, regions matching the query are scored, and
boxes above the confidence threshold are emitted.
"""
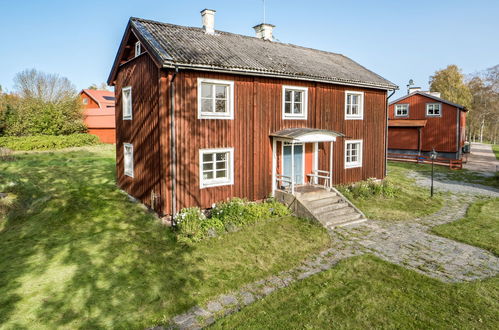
[433,198,499,256]
[493,144,499,160]
[338,162,444,221]
[212,255,499,329]
[0,145,330,329]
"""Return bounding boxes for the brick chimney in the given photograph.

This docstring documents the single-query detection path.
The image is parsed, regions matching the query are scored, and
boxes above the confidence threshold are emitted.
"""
[201,9,216,35]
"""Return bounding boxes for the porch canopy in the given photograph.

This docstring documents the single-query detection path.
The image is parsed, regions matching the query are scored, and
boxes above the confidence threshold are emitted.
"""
[270,127,344,143]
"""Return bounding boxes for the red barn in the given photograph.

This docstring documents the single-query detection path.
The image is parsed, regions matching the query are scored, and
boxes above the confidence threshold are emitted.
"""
[388,90,467,160]
[80,89,116,143]
[107,11,397,216]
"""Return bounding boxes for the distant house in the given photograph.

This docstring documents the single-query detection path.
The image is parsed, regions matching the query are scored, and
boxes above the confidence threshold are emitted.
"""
[388,88,467,160]
[107,10,397,216]
[80,89,116,143]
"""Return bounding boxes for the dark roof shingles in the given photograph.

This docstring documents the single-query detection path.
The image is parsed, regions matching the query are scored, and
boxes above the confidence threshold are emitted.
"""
[131,17,397,89]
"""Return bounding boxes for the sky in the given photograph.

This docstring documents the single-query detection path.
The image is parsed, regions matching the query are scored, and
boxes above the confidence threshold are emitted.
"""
[0,0,498,99]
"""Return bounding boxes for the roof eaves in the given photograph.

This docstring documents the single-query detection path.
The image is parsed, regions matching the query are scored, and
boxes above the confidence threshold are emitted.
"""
[389,91,465,109]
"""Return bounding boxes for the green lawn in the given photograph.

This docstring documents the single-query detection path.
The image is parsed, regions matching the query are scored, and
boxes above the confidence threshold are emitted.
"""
[493,144,499,160]
[433,198,499,256]
[0,145,330,329]
[212,255,499,329]
[338,162,444,221]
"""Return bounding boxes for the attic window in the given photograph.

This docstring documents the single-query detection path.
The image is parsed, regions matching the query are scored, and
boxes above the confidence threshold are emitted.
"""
[135,41,141,57]
[82,98,88,105]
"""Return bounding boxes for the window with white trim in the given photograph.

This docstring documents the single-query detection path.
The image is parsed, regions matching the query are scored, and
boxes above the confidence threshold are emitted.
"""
[282,86,308,119]
[122,86,132,120]
[395,104,409,117]
[199,148,234,188]
[82,97,88,105]
[345,91,364,119]
[135,41,141,57]
[345,140,363,168]
[198,78,234,119]
[124,143,134,177]
[426,103,441,116]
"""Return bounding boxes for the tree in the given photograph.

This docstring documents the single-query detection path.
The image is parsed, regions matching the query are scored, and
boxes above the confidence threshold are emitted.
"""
[13,69,77,103]
[88,82,109,91]
[429,65,472,109]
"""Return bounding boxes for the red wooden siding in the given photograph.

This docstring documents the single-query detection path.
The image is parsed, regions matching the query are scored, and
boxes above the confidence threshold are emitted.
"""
[87,128,116,144]
[388,128,419,150]
[388,94,464,153]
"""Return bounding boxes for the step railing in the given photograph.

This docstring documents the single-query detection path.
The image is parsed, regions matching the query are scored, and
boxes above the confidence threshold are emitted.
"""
[307,170,331,187]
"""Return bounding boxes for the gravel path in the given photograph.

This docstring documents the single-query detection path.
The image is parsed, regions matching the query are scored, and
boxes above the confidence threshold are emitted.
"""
[463,142,499,173]
[407,170,499,197]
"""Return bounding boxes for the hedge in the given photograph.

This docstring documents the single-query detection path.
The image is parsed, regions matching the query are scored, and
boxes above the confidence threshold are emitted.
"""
[0,134,101,151]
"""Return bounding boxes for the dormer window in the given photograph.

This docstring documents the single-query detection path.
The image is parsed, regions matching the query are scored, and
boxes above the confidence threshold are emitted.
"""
[135,41,141,57]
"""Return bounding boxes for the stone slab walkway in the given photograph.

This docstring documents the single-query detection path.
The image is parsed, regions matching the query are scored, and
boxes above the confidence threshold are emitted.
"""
[156,195,499,329]
[463,142,499,173]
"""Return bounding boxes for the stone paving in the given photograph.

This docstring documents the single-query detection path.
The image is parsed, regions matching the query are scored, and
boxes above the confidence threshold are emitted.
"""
[156,194,499,329]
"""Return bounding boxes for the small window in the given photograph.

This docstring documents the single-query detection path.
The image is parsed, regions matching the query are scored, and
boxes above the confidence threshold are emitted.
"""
[122,86,132,120]
[124,143,134,177]
[198,78,234,119]
[82,98,88,105]
[199,148,234,188]
[395,104,409,117]
[135,41,141,57]
[345,91,364,120]
[426,103,441,117]
[345,140,363,168]
[282,86,308,120]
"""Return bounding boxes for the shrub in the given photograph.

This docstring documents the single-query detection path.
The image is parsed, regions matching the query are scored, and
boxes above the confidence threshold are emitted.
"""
[175,198,291,243]
[339,178,398,199]
[0,134,100,151]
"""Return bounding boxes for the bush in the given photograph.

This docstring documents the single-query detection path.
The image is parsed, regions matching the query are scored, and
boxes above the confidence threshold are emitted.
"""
[175,198,291,243]
[339,178,398,199]
[0,134,100,151]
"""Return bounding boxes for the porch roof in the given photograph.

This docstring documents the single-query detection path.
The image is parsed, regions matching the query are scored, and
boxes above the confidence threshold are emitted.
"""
[270,128,344,143]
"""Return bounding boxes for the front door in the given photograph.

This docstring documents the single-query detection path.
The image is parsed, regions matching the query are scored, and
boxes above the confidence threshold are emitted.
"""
[282,143,304,185]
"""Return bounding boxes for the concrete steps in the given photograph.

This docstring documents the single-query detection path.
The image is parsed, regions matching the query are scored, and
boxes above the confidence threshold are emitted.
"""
[296,188,366,229]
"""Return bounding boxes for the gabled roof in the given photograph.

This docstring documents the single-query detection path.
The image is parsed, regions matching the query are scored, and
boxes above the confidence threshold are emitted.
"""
[389,91,467,111]
[108,17,397,90]
[81,89,115,110]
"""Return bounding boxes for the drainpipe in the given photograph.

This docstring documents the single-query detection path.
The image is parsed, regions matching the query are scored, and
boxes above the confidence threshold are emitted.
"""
[170,66,178,221]
[385,89,396,177]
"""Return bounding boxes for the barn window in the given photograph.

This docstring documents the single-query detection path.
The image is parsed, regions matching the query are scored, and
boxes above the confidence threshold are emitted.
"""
[198,78,234,119]
[282,86,308,120]
[345,91,364,119]
[124,143,134,177]
[395,104,409,117]
[82,98,88,105]
[199,148,234,188]
[135,41,141,57]
[122,86,132,120]
[426,103,441,117]
[345,140,363,168]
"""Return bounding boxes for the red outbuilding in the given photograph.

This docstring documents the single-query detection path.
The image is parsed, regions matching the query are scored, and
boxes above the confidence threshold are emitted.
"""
[80,89,116,143]
[388,90,467,160]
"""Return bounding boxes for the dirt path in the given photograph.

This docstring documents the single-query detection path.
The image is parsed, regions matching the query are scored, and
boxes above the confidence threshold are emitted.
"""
[463,142,499,173]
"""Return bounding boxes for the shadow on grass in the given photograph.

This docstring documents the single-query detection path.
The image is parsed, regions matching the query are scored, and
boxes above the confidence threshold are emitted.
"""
[0,149,200,328]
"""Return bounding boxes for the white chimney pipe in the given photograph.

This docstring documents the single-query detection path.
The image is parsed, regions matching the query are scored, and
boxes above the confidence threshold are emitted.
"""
[201,9,216,35]
[253,23,275,41]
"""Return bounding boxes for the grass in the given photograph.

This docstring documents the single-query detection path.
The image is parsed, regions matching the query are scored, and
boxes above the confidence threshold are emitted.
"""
[0,145,330,329]
[337,162,444,221]
[212,255,499,329]
[493,144,499,160]
[432,198,499,256]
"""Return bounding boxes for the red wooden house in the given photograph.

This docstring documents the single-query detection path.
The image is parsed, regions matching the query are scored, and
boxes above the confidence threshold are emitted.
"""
[388,89,467,160]
[107,10,397,216]
[80,89,116,143]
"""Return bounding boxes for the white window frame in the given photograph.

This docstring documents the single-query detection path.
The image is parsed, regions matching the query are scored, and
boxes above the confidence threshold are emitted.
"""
[135,41,141,57]
[82,97,88,105]
[199,148,234,188]
[395,104,409,117]
[122,86,132,120]
[123,143,134,178]
[344,140,363,169]
[197,78,234,119]
[282,85,308,120]
[426,103,442,117]
[345,91,364,120]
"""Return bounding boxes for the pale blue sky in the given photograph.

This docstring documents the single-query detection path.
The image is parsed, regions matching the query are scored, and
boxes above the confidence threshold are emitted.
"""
[1,0,498,98]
